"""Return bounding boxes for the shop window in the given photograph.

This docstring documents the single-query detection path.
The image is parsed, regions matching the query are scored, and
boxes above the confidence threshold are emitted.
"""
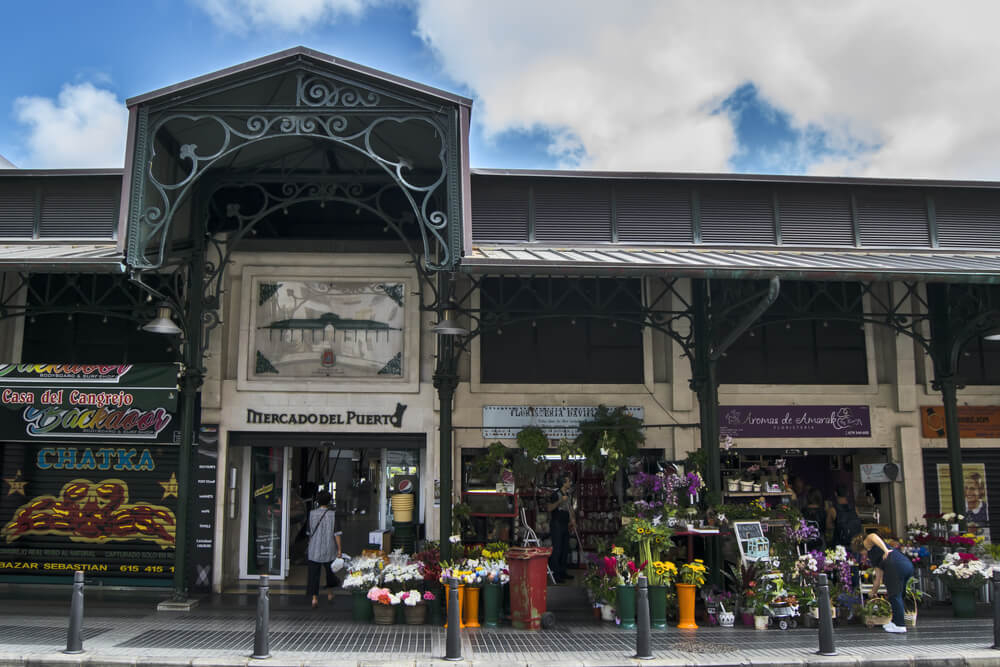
[479,277,644,384]
[717,282,868,385]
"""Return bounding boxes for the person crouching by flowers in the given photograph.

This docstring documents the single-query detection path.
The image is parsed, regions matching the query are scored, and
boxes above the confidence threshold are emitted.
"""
[854,533,912,634]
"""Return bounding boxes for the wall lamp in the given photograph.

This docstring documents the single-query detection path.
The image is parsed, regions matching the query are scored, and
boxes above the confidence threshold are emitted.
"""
[432,308,468,336]
[142,304,182,335]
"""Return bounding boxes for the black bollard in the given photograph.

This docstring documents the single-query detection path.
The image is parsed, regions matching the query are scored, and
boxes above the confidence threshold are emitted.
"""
[444,578,462,661]
[815,573,837,656]
[251,574,271,660]
[992,569,1000,649]
[633,575,652,660]
[63,570,85,655]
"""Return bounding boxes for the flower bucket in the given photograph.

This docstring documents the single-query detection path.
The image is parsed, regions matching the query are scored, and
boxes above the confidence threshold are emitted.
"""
[616,585,637,629]
[739,480,753,492]
[741,611,754,626]
[373,603,396,625]
[727,479,739,492]
[463,585,482,628]
[904,607,917,627]
[600,603,616,622]
[649,585,668,629]
[950,587,977,618]
[483,582,502,628]
[404,602,426,625]
[754,614,769,630]
[352,589,374,622]
[675,583,698,629]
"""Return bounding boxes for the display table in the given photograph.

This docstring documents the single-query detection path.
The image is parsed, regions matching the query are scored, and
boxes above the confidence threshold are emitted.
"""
[673,527,720,562]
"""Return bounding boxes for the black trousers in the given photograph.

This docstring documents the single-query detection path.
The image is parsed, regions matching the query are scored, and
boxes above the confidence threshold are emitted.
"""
[306,560,338,597]
[882,550,914,626]
[549,520,570,578]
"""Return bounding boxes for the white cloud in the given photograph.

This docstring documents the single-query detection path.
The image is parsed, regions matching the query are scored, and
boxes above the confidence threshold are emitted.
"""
[410,0,1000,178]
[184,0,1000,178]
[192,0,376,32]
[14,83,128,169]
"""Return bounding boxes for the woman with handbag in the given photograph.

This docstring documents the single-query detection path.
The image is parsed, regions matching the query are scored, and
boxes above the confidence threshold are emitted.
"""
[306,490,342,608]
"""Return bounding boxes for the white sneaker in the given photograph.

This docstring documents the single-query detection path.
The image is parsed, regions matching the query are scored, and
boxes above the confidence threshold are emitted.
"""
[883,622,906,633]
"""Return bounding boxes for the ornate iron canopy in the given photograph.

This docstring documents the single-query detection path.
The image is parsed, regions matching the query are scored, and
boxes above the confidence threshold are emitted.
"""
[124,49,469,273]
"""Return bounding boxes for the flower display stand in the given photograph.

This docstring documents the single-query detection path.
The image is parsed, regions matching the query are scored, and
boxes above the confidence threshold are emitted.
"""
[483,582,502,628]
[464,585,482,628]
[675,583,698,629]
[616,585,636,629]
[404,603,427,625]
[373,603,396,625]
[352,590,373,622]
[444,583,466,628]
[648,585,668,629]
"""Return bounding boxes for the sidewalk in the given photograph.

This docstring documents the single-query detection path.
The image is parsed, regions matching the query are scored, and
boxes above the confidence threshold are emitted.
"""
[1,591,999,666]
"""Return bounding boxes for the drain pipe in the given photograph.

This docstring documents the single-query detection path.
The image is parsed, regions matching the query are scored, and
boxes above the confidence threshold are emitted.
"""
[711,276,781,361]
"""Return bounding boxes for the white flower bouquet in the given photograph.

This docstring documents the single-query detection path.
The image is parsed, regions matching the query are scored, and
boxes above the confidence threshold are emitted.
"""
[934,552,993,590]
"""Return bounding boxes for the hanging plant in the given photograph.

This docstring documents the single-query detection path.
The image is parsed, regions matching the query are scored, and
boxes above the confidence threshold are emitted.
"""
[575,405,645,484]
[471,441,511,476]
[556,437,581,461]
[516,426,550,461]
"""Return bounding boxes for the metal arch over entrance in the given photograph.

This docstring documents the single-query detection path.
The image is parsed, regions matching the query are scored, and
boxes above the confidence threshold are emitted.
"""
[123,47,470,273]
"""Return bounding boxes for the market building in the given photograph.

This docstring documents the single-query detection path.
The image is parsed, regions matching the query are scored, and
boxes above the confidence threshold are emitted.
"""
[0,47,998,600]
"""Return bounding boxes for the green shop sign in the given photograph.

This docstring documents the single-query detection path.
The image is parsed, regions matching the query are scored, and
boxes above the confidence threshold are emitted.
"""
[0,363,180,444]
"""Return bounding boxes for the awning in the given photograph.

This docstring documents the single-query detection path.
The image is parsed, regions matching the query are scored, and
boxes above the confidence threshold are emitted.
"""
[0,244,124,272]
[462,246,1000,283]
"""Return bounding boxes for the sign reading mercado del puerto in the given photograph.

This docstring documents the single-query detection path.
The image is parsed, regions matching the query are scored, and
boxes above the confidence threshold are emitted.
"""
[719,405,871,439]
[0,364,181,582]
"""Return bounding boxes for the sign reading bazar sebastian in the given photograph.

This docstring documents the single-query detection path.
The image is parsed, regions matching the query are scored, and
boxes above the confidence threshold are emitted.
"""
[921,406,1000,439]
[719,405,871,438]
[0,363,181,580]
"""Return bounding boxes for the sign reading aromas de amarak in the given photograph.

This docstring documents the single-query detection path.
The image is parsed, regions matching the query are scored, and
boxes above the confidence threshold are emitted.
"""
[719,405,871,438]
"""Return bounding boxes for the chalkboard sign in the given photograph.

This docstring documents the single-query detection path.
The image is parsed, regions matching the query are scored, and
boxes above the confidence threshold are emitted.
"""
[733,521,770,562]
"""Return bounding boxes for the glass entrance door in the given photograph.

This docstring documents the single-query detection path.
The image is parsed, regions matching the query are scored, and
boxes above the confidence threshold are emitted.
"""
[243,446,289,579]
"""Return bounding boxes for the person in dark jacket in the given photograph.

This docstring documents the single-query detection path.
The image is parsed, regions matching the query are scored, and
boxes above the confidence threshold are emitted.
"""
[547,474,576,583]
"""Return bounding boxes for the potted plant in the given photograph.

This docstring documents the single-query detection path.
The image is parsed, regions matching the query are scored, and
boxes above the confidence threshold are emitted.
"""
[676,559,707,629]
[367,586,400,624]
[610,549,641,629]
[342,556,379,622]
[400,589,428,625]
[575,406,645,485]
[933,551,990,617]
[861,597,892,628]
[752,598,770,630]
[740,464,759,492]
[516,426,550,461]
[904,578,929,627]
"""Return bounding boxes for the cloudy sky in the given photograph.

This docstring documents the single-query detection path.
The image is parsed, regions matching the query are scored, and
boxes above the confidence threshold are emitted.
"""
[3,1,1000,179]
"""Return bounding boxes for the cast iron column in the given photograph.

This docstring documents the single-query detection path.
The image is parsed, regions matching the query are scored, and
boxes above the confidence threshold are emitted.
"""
[927,283,966,518]
[691,279,720,498]
[172,239,206,602]
[690,279,721,586]
[435,332,457,563]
